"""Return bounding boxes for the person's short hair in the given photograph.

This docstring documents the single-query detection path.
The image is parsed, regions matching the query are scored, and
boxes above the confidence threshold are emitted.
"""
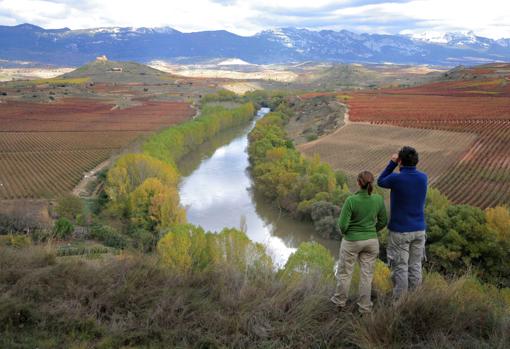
[399,146,419,167]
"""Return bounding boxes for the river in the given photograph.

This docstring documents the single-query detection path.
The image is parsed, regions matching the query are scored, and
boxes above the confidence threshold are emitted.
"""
[179,108,340,266]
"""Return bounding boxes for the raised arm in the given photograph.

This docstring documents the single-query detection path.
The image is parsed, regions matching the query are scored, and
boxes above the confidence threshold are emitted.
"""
[377,160,398,188]
[376,196,388,231]
[337,197,352,235]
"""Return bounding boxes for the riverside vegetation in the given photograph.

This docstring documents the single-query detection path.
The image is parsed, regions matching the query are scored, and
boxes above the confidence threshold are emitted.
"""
[1,91,509,348]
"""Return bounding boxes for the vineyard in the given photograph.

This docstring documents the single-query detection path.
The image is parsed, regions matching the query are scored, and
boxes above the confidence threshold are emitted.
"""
[0,99,194,131]
[0,99,194,199]
[329,65,510,208]
[299,123,476,187]
[376,120,510,208]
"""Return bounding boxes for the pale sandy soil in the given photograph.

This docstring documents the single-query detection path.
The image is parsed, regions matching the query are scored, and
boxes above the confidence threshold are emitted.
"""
[379,65,445,76]
[72,159,112,197]
[150,61,298,82]
[222,81,262,94]
[0,67,75,82]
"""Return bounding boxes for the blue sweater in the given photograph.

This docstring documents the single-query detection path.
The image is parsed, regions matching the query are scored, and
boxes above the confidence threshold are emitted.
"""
[377,161,428,233]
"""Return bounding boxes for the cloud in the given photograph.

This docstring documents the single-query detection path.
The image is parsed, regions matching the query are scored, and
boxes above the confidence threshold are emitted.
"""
[0,0,509,38]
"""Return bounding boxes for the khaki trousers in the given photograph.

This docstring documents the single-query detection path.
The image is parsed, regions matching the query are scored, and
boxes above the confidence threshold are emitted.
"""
[332,238,379,313]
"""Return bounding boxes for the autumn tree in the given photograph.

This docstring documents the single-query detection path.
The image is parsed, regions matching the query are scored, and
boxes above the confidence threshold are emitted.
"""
[280,241,335,281]
[129,178,185,232]
[105,153,179,215]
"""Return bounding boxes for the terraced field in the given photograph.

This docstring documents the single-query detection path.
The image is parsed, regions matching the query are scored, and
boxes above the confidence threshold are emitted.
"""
[0,99,194,199]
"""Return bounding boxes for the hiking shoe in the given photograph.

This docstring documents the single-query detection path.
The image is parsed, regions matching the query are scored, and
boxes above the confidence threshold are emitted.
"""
[330,296,347,309]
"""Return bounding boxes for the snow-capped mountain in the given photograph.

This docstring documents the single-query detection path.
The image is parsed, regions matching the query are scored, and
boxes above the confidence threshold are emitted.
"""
[409,31,495,49]
[1,23,509,66]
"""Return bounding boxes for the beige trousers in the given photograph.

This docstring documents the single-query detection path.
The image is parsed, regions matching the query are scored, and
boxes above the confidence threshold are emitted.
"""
[332,238,379,313]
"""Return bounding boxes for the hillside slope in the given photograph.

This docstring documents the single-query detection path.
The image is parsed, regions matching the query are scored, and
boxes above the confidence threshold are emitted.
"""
[62,59,171,84]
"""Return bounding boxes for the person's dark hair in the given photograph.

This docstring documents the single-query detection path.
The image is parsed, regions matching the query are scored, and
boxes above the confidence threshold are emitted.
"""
[399,146,419,167]
[357,171,375,195]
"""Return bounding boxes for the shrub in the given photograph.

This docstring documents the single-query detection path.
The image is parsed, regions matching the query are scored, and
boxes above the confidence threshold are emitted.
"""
[426,204,510,285]
[0,211,41,234]
[310,201,341,239]
[0,234,32,248]
[55,194,85,222]
[52,218,74,240]
[355,274,510,348]
[349,259,392,297]
[90,223,127,249]
[129,228,158,252]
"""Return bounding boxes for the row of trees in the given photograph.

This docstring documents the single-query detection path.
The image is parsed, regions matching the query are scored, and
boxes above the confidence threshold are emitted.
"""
[156,223,391,297]
[101,103,256,250]
[157,224,272,274]
[143,103,255,165]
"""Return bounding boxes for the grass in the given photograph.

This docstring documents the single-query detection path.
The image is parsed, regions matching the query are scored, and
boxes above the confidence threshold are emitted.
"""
[1,245,508,348]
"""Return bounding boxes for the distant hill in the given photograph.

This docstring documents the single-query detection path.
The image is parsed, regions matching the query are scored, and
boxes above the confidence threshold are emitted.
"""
[1,24,510,67]
[438,63,510,81]
[62,59,171,84]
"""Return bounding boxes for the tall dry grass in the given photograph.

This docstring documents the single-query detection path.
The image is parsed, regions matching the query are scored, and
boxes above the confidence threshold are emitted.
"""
[1,246,508,348]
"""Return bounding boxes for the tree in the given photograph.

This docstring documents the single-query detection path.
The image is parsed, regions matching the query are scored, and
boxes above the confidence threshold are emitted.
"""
[281,241,335,280]
[129,178,185,232]
[485,206,510,241]
[157,225,271,274]
[215,228,272,271]
[105,153,180,215]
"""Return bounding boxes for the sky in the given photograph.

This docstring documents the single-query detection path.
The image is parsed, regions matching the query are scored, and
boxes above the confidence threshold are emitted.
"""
[0,0,509,39]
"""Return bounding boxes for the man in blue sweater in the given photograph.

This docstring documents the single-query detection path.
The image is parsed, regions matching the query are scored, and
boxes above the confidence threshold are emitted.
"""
[378,146,428,299]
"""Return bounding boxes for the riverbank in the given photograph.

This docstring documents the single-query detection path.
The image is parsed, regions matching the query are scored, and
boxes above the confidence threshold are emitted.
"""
[178,107,338,265]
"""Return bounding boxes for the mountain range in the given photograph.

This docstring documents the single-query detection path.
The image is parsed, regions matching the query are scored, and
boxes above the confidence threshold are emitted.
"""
[1,23,510,67]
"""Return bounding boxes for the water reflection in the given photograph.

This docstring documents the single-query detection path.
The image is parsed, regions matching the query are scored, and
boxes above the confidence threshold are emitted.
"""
[179,108,340,266]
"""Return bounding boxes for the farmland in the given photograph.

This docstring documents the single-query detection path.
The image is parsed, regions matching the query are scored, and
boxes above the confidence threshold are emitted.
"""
[302,64,510,208]
[0,60,210,200]
[0,99,194,199]
[299,123,477,187]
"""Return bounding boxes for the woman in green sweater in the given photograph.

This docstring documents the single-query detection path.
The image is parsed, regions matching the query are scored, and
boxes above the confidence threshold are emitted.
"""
[331,171,388,313]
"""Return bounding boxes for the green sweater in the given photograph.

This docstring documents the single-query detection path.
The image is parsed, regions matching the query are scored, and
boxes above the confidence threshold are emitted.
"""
[337,190,388,241]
